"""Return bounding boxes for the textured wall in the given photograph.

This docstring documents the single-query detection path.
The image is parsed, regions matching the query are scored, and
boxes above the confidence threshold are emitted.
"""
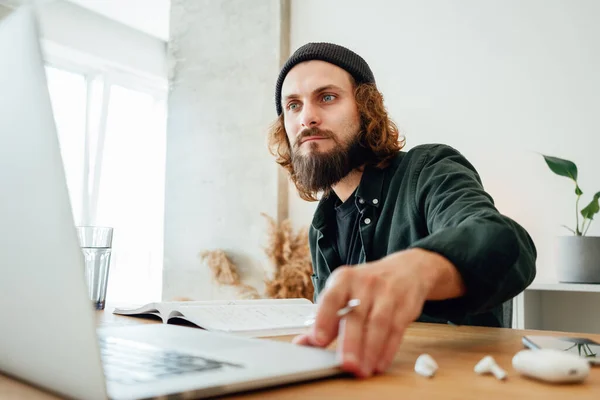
[163,0,283,300]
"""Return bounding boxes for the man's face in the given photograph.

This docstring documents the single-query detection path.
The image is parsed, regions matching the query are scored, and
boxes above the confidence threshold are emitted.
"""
[281,60,363,192]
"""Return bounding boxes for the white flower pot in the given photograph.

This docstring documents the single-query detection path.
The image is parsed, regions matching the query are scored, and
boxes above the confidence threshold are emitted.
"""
[556,236,600,284]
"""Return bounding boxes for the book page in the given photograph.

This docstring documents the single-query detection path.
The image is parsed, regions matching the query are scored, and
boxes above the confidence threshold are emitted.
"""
[114,298,310,313]
[112,298,313,325]
[113,303,162,315]
[112,301,192,319]
[177,298,311,308]
[173,303,317,336]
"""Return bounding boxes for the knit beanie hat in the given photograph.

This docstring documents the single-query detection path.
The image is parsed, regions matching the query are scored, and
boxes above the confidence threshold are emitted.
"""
[275,42,376,116]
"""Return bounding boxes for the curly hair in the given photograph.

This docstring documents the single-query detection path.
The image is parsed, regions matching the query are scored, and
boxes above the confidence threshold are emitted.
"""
[267,83,405,201]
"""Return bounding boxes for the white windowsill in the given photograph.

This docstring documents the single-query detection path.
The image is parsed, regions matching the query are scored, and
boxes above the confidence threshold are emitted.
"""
[527,281,600,293]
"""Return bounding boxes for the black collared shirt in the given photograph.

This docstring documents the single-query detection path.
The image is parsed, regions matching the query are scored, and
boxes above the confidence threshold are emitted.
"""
[308,143,537,328]
[333,189,362,267]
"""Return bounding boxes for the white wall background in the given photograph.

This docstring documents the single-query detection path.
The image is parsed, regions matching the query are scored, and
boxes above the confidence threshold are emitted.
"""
[288,0,600,283]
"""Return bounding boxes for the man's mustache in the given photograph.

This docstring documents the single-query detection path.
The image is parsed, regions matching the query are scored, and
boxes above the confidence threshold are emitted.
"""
[294,127,334,148]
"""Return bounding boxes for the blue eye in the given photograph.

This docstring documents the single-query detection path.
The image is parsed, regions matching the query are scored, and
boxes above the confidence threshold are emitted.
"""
[323,94,335,102]
[288,102,299,111]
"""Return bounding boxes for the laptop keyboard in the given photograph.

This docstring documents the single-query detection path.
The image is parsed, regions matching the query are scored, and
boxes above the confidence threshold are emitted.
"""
[99,336,243,385]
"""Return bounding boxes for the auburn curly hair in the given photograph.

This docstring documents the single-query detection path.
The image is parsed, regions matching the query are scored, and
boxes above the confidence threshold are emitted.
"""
[267,83,405,201]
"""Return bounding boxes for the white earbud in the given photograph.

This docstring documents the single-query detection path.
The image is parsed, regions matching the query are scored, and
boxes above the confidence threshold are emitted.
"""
[415,354,438,378]
[474,355,507,380]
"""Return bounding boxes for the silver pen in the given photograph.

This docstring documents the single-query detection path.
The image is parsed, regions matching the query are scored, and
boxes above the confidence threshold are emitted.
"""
[304,298,361,326]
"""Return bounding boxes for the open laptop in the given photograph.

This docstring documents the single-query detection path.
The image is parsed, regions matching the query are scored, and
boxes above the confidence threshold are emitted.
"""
[0,7,342,400]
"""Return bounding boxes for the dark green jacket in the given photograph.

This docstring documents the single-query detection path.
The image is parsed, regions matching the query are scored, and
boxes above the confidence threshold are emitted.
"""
[309,144,537,328]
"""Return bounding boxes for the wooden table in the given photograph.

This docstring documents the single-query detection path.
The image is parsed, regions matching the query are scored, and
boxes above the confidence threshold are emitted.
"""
[1,307,599,399]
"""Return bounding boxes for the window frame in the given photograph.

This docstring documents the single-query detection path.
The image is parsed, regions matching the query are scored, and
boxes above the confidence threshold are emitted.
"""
[44,40,168,224]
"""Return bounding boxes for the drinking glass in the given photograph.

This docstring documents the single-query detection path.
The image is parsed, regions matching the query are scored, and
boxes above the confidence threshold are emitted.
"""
[76,226,113,310]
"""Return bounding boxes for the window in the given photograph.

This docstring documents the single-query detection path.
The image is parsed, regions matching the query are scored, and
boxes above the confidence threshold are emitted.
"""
[45,67,86,222]
[45,65,167,304]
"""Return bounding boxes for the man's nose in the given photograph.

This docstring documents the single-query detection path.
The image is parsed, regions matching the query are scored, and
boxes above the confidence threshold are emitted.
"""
[300,103,321,128]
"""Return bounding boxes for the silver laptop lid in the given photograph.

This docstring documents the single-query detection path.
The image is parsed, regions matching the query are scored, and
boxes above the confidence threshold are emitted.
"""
[0,7,106,400]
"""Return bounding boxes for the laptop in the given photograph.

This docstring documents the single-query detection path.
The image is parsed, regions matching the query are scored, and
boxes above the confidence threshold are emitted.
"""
[0,7,342,400]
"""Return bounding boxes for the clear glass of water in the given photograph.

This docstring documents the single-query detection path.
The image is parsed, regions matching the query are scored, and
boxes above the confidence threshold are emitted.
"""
[76,226,113,310]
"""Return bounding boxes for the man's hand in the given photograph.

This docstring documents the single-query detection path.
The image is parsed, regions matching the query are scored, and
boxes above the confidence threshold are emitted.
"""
[293,248,465,378]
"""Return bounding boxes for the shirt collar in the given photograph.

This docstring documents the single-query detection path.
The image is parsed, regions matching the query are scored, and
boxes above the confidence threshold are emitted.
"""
[311,163,386,232]
[355,164,385,209]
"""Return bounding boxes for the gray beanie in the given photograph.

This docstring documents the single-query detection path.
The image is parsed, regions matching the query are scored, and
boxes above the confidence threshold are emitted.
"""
[275,42,376,116]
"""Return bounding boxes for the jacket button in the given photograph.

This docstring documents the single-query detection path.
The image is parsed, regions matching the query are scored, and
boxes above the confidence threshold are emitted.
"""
[364,218,371,224]
[358,198,365,204]
[372,199,379,204]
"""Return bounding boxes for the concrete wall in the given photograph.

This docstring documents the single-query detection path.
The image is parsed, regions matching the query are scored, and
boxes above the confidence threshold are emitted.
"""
[288,0,600,283]
[163,0,285,300]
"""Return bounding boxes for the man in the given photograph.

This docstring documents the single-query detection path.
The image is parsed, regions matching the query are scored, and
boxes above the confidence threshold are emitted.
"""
[267,42,536,378]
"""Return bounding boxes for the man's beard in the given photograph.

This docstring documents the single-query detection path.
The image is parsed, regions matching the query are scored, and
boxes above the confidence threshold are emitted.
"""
[291,127,367,194]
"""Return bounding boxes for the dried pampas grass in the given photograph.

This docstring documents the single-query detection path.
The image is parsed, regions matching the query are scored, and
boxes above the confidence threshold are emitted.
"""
[199,250,260,299]
[196,214,314,302]
[261,213,313,301]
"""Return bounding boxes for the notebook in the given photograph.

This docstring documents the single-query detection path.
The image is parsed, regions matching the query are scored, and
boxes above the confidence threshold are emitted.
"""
[113,298,317,337]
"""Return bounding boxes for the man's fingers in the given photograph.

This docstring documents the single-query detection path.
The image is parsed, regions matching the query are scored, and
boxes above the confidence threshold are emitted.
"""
[375,293,423,374]
[361,298,394,376]
[375,311,411,373]
[292,333,317,346]
[311,267,353,346]
[374,328,404,374]
[337,297,371,377]
[336,271,379,378]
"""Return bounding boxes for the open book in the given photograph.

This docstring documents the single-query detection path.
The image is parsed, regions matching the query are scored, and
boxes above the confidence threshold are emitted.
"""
[112,298,317,337]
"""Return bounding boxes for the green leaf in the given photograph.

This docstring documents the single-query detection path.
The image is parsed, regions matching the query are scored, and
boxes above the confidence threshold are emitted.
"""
[581,192,600,220]
[542,154,578,182]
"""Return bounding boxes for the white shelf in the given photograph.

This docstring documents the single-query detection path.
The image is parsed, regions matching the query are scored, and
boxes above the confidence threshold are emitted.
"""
[527,281,600,293]
[515,281,600,334]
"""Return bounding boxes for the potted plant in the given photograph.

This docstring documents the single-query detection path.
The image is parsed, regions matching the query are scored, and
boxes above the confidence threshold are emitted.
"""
[542,155,600,283]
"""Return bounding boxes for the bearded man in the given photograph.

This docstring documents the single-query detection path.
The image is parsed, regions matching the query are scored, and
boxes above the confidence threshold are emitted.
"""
[268,42,536,378]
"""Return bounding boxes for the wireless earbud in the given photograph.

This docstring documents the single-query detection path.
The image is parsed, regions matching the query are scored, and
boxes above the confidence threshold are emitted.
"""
[415,354,438,377]
[474,355,507,380]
